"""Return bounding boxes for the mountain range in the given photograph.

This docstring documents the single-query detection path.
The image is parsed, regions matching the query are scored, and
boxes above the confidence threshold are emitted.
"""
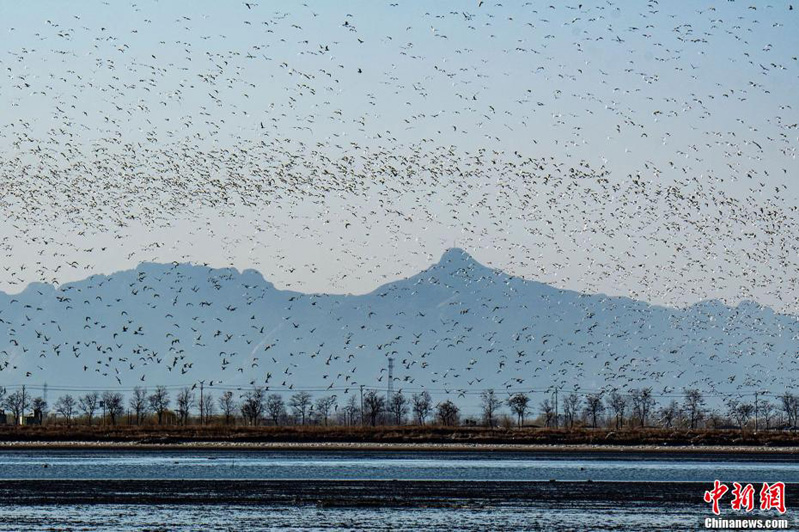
[1,249,796,406]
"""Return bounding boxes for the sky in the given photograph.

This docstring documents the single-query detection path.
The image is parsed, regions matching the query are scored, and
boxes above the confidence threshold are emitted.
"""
[0,0,798,313]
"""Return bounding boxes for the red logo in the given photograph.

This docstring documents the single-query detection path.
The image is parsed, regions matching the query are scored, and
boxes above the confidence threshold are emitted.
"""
[704,480,729,515]
[730,482,755,512]
[760,482,787,514]
[704,480,786,515]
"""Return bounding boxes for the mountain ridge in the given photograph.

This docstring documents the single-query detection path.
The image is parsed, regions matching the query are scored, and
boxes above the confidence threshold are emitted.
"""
[7,248,776,317]
[1,249,796,403]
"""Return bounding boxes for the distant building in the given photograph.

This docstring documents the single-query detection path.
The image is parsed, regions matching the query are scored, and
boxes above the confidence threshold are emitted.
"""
[19,408,43,426]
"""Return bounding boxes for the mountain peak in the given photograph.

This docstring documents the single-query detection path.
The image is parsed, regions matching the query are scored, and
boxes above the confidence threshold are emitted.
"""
[437,247,479,267]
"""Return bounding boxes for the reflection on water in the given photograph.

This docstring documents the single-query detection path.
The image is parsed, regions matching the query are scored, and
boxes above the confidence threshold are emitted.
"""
[0,450,796,482]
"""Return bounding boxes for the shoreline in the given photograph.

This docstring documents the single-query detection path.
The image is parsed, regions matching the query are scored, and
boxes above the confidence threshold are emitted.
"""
[0,440,797,455]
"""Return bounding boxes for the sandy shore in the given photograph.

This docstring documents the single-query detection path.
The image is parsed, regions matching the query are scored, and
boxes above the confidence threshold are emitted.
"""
[0,440,797,454]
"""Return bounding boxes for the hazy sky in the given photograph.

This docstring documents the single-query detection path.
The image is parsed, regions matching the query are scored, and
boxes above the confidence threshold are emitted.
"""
[1,0,798,312]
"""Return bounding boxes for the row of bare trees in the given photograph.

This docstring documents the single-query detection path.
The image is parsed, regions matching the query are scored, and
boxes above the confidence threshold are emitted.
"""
[2,385,795,430]
[243,389,457,427]
[0,386,445,427]
[0,385,178,426]
[481,388,789,431]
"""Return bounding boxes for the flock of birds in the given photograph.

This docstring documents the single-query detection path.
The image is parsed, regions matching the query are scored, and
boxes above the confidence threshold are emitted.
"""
[1,250,798,404]
[0,1,797,404]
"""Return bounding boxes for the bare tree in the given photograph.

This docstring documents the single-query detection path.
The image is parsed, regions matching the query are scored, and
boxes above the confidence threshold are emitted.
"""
[631,388,656,428]
[54,394,77,425]
[507,393,530,428]
[412,391,432,425]
[342,394,360,426]
[129,387,148,425]
[793,397,799,428]
[148,386,171,425]
[660,400,680,428]
[480,389,502,428]
[289,391,313,425]
[5,390,29,425]
[32,397,47,418]
[388,392,408,425]
[706,409,727,430]
[436,400,460,426]
[728,400,754,430]
[202,393,215,424]
[101,391,124,426]
[758,401,775,430]
[240,387,266,426]
[607,392,628,429]
[563,393,582,428]
[540,399,555,427]
[584,393,604,428]
[683,389,705,429]
[363,390,386,426]
[176,388,195,425]
[218,391,236,425]
[78,392,99,426]
[780,393,796,427]
[265,393,286,425]
[739,403,756,430]
[315,396,337,426]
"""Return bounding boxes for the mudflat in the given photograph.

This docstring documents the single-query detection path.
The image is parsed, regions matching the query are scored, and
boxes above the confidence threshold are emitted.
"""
[0,479,748,506]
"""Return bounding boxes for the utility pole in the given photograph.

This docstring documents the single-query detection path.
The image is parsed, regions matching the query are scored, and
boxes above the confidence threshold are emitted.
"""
[754,391,759,432]
[554,387,558,429]
[387,358,394,406]
[360,385,364,426]
[199,381,204,426]
[21,385,26,425]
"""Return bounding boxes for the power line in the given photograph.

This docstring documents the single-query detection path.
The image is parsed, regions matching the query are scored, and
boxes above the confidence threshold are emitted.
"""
[0,381,781,401]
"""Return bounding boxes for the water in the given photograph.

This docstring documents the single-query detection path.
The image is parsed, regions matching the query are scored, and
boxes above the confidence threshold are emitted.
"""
[0,503,698,531]
[0,449,795,482]
[0,450,794,531]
